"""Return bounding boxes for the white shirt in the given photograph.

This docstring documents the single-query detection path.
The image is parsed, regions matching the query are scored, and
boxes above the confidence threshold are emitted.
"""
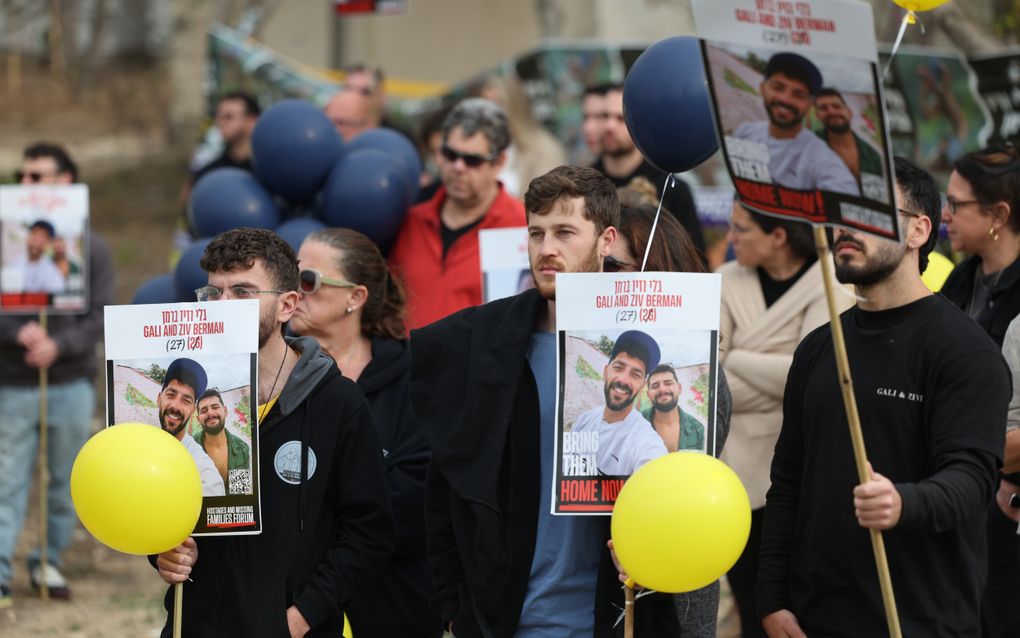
[571,406,668,476]
[181,433,226,496]
[19,256,65,293]
[733,122,860,196]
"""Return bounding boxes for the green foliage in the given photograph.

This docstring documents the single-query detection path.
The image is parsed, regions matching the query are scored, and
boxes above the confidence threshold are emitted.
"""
[234,391,253,440]
[690,373,710,420]
[145,363,166,384]
[576,356,603,382]
[595,335,614,357]
[746,51,768,75]
[724,67,759,96]
[124,383,155,408]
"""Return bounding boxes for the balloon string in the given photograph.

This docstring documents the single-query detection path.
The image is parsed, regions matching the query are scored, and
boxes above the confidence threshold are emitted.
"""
[611,585,659,628]
[641,175,673,272]
[883,10,919,80]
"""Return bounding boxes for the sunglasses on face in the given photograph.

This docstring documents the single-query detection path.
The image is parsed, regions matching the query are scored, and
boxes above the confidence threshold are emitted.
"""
[298,269,356,294]
[603,255,638,273]
[440,145,495,168]
[15,171,56,183]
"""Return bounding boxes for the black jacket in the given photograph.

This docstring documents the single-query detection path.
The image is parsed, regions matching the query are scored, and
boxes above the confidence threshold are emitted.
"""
[346,337,441,638]
[941,253,1020,347]
[592,157,706,256]
[160,337,394,637]
[411,289,731,638]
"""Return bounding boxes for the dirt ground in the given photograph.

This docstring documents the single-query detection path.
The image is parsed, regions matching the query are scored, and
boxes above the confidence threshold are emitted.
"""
[0,67,746,637]
[1,140,189,636]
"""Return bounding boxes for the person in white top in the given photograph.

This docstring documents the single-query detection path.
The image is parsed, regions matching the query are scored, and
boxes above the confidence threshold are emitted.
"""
[732,52,860,197]
[19,220,66,294]
[570,330,668,476]
[156,357,225,496]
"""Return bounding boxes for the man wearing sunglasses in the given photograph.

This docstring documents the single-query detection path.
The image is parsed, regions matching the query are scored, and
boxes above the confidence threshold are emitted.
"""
[390,98,526,330]
[155,228,394,638]
[412,166,686,637]
[0,142,114,606]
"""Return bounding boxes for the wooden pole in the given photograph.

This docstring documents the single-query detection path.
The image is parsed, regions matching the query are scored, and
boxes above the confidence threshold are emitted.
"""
[813,226,902,638]
[38,308,49,600]
[173,582,184,638]
[623,585,635,638]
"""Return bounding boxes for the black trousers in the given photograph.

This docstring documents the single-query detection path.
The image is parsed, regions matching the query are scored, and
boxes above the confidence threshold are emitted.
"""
[727,507,766,638]
[982,502,1020,638]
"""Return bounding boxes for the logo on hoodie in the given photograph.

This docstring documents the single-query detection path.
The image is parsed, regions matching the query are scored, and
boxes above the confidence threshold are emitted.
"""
[274,440,318,485]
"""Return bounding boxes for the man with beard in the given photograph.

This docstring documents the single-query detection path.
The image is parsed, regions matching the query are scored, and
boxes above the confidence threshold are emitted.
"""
[194,388,251,492]
[155,228,393,638]
[758,157,1009,637]
[156,358,225,497]
[571,330,668,476]
[642,364,705,452]
[412,166,685,637]
[18,220,65,294]
[733,53,859,197]
[592,84,705,255]
[815,88,886,199]
[391,98,525,330]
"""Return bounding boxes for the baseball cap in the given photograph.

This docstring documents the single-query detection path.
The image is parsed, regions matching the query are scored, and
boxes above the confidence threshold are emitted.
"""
[765,52,823,95]
[610,330,661,376]
[162,358,208,399]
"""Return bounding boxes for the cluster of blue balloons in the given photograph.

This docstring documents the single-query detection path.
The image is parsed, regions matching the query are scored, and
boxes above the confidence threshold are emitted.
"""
[134,99,421,304]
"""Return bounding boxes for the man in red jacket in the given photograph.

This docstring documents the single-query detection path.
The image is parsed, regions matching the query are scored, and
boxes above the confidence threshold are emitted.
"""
[390,98,525,330]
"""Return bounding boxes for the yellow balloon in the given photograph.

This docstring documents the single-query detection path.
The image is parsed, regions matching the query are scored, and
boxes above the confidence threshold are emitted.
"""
[611,453,751,593]
[71,423,203,555]
[892,0,949,12]
[921,251,954,293]
[342,613,353,638]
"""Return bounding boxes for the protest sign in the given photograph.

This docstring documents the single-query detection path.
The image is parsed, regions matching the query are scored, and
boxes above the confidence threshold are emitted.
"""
[104,300,261,535]
[478,227,532,303]
[694,0,898,240]
[0,185,89,313]
[553,272,721,514]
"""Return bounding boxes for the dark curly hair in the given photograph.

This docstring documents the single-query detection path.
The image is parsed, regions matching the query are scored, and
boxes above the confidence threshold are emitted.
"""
[199,228,299,292]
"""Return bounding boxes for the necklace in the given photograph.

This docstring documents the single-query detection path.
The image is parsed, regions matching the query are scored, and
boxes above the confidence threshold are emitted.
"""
[258,347,288,422]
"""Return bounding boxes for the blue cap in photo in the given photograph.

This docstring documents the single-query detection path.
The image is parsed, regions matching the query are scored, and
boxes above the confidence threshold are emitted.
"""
[162,357,208,399]
[610,330,661,376]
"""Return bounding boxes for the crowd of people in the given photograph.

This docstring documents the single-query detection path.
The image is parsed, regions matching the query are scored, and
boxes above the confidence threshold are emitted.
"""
[2,57,1020,638]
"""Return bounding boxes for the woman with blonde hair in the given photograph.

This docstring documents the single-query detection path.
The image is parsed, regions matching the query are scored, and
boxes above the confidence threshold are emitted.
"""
[479,73,567,197]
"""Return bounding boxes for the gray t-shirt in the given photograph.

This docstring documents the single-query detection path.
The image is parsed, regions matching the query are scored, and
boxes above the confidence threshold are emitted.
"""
[733,122,860,196]
[516,332,602,638]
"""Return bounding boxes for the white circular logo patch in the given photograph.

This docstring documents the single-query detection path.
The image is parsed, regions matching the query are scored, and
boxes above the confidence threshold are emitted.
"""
[273,440,317,485]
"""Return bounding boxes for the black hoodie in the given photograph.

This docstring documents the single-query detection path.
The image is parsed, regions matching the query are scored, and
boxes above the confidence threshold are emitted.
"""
[159,337,395,638]
[345,337,441,637]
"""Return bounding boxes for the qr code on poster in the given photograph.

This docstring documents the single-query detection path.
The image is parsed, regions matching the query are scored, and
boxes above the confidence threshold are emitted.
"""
[228,469,252,495]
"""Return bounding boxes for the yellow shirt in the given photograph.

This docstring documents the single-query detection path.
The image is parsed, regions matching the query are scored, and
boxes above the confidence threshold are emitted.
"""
[257,395,279,423]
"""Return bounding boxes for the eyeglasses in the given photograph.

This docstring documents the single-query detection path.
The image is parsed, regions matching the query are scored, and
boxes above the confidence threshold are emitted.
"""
[603,255,638,273]
[15,171,57,183]
[298,269,356,294]
[194,285,284,302]
[440,145,495,168]
[943,198,984,216]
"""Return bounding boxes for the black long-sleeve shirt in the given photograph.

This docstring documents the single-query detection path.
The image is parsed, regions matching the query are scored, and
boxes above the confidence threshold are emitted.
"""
[757,295,1008,637]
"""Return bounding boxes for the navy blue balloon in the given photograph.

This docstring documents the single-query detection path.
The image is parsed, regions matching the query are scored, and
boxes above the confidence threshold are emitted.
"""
[623,36,720,173]
[174,238,214,303]
[132,274,178,305]
[345,129,422,203]
[251,99,344,203]
[275,217,327,252]
[190,168,280,237]
[319,148,411,246]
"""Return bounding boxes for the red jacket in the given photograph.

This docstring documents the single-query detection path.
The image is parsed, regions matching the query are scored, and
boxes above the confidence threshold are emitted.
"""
[390,185,526,330]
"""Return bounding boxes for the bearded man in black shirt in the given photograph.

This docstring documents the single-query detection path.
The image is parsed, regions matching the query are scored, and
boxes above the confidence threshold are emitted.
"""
[757,157,1010,638]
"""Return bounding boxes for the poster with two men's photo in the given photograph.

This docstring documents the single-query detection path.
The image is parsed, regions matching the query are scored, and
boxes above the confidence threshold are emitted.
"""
[553,272,721,514]
[0,185,89,312]
[104,300,261,535]
[694,0,899,241]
